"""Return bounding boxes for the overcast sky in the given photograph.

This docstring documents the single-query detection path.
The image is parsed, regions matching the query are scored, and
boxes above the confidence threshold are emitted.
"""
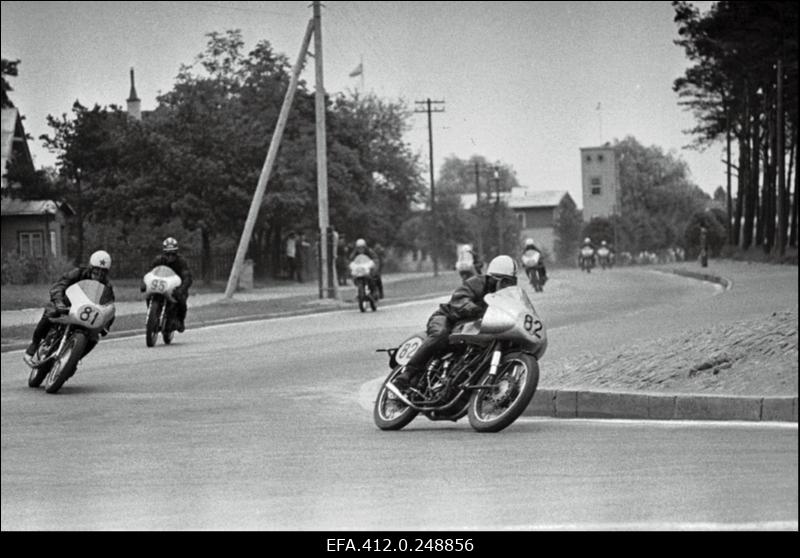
[2,0,720,207]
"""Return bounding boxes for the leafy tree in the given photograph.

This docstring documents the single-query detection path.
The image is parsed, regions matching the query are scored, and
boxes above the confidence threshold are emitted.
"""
[436,155,520,195]
[1,58,20,108]
[553,194,582,264]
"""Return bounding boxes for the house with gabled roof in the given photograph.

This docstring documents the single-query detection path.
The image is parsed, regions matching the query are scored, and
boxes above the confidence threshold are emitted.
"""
[1,107,74,263]
[460,188,577,257]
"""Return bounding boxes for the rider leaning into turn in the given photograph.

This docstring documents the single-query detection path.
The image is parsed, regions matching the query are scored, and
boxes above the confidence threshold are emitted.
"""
[390,254,519,394]
[349,238,383,299]
[521,237,548,284]
[23,250,116,367]
[143,237,193,332]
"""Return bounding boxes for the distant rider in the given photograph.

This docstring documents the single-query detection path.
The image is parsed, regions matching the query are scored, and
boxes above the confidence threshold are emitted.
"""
[349,238,382,299]
[143,237,193,332]
[390,255,519,394]
[521,237,548,284]
[23,250,115,367]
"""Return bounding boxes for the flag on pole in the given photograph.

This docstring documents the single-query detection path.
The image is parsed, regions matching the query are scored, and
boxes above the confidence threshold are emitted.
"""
[596,102,602,110]
[349,62,363,77]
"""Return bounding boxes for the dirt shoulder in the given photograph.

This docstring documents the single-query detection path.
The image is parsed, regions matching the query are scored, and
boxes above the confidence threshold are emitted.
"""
[542,261,798,397]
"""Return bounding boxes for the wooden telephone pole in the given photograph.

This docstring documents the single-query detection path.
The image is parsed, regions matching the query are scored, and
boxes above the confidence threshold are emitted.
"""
[414,99,445,276]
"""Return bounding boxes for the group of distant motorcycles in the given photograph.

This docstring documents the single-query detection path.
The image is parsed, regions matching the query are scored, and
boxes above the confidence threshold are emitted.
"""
[25,265,185,394]
[579,242,616,273]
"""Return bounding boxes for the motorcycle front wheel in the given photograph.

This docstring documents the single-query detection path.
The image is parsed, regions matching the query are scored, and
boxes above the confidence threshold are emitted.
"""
[357,281,366,313]
[145,298,162,347]
[162,305,175,345]
[373,367,419,431]
[44,332,88,394]
[27,338,56,388]
[467,352,539,433]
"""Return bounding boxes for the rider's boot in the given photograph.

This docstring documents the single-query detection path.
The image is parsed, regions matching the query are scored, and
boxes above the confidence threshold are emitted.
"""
[22,342,37,367]
[390,364,421,393]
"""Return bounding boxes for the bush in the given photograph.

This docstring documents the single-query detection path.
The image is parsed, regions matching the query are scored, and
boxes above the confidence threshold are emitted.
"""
[1,252,74,285]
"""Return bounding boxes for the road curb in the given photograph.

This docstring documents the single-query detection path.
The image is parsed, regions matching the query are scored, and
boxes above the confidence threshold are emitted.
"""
[524,389,797,422]
[665,267,733,290]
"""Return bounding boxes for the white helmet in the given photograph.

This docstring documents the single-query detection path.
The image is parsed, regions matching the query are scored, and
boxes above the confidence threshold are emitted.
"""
[601,240,607,246]
[524,238,535,247]
[486,255,517,279]
[89,250,111,270]
[355,238,367,248]
[584,237,591,244]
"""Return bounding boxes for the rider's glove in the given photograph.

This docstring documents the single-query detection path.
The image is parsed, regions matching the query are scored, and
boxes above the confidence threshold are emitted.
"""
[54,301,69,313]
[139,282,147,293]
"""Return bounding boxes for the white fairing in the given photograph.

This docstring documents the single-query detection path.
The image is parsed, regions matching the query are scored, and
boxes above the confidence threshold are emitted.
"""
[581,246,595,257]
[55,279,116,333]
[144,266,182,300]
[349,254,375,278]
[478,286,547,355]
[521,249,541,268]
[597,247,610,257]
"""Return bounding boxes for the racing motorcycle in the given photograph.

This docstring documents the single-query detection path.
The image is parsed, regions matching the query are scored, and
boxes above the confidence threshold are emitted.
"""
[373,285,547,433]
[143,265,182,347]
[27,279,116,394]
[521,249,545,292]
[579,246,596,273]
[349,254,378,312]
[596,245,614,269]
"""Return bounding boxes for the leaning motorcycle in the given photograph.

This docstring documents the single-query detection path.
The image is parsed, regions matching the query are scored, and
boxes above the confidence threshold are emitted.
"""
[373,285,547,433]
[579,246,595,273]
[27,279,116,394]
[143,265,183,347]
[350,255,378,312]
[521,250,545,292]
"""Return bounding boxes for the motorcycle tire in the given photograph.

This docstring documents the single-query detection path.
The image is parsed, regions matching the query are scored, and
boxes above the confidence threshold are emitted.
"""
[146,298,162,347]
[44,332,88,394]
[467,352,539,433]
[369,289,377,312]
[162,308,175,345]
[357,282,366,313]
[27,344,55,388]
[373,367,419,430]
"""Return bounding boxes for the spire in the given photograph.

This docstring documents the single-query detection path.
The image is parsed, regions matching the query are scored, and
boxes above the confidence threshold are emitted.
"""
[126,67,142,121]
[127,67,140,102]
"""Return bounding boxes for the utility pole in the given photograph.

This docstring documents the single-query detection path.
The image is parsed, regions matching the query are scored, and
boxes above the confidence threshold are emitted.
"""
[474,161,483,259]
[224,18,314,299]
[415,98,445,276]
[313,0,335,299]
[493,165,502,254]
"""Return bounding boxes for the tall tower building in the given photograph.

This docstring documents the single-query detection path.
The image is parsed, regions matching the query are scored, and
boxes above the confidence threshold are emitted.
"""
[127,68,142,121]
[580,144,619,222]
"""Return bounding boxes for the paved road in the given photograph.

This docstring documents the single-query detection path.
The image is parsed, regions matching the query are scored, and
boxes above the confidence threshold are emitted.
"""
[1,267,796,530]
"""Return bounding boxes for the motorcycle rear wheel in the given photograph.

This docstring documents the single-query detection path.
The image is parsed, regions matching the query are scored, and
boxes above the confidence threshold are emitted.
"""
[357,282,366,313]
[467,352,539,433]
[44,332,88,394]
[374,367,419,430]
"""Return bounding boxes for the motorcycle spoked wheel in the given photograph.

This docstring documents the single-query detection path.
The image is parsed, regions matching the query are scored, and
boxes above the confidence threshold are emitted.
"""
[44,332,88,394]
[368,284,377,312]
[467,352,539,433]
[162,305,175,345]
[27,334,58,388]
[145,298,162,347]
[373,367,419,430]
[357,281,367,313]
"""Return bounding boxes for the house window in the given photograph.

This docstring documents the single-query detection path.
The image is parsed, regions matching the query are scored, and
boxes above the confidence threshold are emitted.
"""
[585,155,592,162]
[590,176,602,186]
[19,231,44,258]
[591,186,602,195]
[598,154,605,162]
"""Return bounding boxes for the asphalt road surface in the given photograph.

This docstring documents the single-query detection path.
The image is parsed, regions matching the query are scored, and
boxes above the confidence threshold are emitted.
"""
[2,268,797,530]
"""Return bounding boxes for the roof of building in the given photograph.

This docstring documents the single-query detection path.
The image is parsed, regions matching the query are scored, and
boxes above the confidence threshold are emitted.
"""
[460,188,574,210]
[1,197,74,217]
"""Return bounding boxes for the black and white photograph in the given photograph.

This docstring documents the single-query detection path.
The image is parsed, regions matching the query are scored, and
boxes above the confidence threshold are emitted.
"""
[1,1,797,537]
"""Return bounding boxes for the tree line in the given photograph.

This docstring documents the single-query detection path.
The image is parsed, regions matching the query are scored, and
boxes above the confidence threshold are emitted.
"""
[673,0,798,257]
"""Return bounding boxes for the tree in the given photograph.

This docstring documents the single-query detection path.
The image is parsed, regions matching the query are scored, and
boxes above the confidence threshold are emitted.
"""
[614,136,709,254]
[1,58,20,108]
[553,194,582,264]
